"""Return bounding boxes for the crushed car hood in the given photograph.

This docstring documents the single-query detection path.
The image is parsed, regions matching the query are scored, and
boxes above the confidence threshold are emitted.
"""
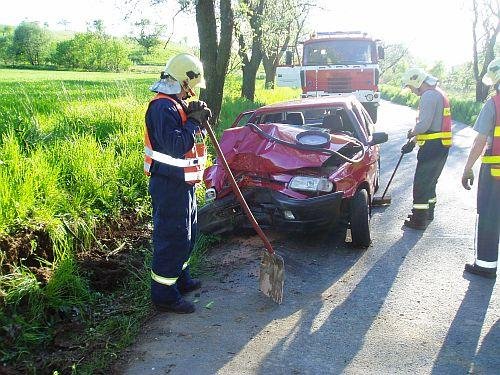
[216,123,352,173]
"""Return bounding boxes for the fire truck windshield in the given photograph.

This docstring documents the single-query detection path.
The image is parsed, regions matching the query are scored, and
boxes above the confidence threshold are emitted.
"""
[303,40,374,66]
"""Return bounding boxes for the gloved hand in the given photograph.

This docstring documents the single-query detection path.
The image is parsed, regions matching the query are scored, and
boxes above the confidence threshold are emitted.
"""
[407,129,415,139]
[462,168,474,190]
[187,100,207,113]
[401,140,416,154]
[188,107,212,125]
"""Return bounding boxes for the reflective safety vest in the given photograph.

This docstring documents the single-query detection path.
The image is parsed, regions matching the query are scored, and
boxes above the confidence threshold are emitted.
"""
[416,87,452,147]
[481,94,500,180]
[144,93,206,183]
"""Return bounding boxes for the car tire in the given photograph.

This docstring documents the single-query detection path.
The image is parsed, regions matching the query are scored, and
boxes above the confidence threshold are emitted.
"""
[350,189,371,248]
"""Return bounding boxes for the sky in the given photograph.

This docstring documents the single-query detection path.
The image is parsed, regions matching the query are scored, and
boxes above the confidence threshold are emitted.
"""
[0,0,475,66]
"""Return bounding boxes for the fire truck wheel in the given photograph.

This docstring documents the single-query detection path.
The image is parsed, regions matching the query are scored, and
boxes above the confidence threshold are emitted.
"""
[350,189,371,248]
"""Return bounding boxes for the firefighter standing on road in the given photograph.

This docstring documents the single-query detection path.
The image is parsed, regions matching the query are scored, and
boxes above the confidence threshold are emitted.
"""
[400,68,452,229]
[462,58,500,279]
[145,53,212,313]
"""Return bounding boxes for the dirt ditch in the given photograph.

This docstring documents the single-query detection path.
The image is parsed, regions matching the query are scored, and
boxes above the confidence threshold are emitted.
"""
[0,212,153,374]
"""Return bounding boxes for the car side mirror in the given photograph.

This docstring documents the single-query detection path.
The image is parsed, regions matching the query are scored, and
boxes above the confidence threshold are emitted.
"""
[369,132,388,146]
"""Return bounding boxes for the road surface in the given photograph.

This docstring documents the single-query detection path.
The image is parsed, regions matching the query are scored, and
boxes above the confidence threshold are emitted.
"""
[119,100,499,375]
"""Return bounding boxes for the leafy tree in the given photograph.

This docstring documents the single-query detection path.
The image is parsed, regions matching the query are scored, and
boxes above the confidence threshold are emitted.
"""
[12,21,51,65]
[0,25,14,65]
[133,19,162,54]
[379,43,414,86]
[471,0,499,101]
[261,0,313,89]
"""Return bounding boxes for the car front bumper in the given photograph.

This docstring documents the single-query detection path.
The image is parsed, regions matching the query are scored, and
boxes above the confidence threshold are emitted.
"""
[198,188,344,234]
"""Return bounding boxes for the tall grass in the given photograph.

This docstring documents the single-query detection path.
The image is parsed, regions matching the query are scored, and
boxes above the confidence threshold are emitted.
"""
[0,67,300,370]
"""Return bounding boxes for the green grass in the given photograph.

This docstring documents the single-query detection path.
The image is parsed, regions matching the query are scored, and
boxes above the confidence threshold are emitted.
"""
[0,67,300,372]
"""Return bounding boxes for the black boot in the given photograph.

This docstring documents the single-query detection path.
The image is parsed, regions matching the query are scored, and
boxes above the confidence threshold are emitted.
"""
[428,202,435,221]
[464,263,496,279]
[178,278,202,295]
[404,209,429,230]
[154,298,196,314]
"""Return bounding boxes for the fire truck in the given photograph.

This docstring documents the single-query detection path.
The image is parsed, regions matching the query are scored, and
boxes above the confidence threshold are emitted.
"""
[276,31,385,122]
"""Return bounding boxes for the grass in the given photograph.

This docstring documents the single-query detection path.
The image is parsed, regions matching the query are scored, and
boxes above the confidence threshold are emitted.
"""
[0,67,300,373]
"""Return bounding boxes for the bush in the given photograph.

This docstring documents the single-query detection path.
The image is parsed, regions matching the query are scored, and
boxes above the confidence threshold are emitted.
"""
[381,84,482,125]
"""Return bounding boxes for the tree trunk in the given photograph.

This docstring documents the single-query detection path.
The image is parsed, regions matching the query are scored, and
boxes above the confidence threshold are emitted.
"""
[196,0,234,127]
[262,54,276,89]
[239,0,265,101]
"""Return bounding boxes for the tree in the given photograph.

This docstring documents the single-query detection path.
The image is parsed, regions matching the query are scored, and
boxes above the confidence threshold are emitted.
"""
[379,43,412,85]
[195,0,235,126]
[261,0,313,89]
[133,19,162,54]
[0,25,14,65]
[12,22,51,65]
[471,0,499,101]
[236,0,265,101]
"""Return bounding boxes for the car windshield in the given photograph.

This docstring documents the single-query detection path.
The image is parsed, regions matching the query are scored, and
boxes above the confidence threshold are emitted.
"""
[303,40,374,65]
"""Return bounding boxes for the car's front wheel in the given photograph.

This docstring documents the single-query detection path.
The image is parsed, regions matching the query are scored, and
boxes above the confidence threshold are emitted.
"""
[350,189,371,248]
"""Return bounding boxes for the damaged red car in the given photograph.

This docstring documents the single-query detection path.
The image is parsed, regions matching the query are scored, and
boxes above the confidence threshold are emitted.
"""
[199,96,388,247]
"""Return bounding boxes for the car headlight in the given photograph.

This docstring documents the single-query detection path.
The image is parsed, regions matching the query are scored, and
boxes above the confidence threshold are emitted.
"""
[289,176,333,193]
[366,93,374,101]
[205,187,216,202]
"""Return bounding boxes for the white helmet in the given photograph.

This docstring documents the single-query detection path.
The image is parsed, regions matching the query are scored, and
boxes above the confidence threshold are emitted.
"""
[150,53,206,95]
[402,67,437,89]
[482,58,500,86]
[165,53,206,90]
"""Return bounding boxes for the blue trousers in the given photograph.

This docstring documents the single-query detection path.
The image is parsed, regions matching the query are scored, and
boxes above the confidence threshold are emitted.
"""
[149,175,197,304]
[476,164,500,267]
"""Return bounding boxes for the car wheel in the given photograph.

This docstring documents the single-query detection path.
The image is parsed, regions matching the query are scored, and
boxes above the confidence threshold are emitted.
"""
[350,189,371,248]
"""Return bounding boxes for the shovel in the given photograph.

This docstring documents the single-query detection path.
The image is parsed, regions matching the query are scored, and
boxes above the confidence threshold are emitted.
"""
[372,139,414,206]
[203,120,285,304]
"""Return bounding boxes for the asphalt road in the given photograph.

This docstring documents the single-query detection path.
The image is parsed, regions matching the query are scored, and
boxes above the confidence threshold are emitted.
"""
[120,100,499,375]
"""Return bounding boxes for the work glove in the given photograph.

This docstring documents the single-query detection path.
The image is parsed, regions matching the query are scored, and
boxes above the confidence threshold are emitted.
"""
[401,139,416,154]
[187,107,212,126]
[461,169,474,190]
[407,129,415,139]
[187,100,207,113]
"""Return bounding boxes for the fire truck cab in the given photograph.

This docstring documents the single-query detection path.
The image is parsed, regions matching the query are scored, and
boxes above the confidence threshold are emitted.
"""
[277,31,384,123]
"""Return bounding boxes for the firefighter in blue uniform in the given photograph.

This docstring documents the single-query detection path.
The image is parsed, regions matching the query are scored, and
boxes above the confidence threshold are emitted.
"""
[462,58,500,279]
[145,53,212,313]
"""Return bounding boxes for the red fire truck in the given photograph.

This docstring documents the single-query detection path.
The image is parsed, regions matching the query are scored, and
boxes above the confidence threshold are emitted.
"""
[276,31,385,122]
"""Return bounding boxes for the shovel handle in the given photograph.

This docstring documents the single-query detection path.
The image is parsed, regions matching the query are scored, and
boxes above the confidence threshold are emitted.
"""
[203,120,275,255]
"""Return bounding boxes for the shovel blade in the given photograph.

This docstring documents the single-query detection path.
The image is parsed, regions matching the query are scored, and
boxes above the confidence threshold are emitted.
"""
[372,194,392,206]
[259,250,285,304]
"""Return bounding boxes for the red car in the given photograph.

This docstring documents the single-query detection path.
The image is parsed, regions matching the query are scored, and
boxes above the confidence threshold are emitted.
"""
[199,96,388,247]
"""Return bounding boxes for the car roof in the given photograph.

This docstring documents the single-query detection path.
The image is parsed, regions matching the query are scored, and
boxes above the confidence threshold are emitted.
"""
[254,96,356,113]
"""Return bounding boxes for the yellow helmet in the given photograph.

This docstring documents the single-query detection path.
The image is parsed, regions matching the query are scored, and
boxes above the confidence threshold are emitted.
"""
[402,67,431,89]
[165,53,206,90]
[482,58,500,86]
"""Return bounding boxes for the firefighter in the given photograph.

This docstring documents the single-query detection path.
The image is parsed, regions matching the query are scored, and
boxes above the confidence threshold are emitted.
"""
[461,58,500,279]
[401,68,452,229]
[145,53,212,313]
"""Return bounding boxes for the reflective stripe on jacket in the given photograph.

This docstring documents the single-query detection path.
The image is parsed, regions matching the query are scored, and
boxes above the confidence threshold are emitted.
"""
[144,93,206,183]
[481,93,500,179]
[416,87,452,147]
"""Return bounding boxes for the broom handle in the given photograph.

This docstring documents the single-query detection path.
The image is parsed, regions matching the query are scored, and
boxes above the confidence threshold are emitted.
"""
[203,120,275,255]
[381,151,404,199]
